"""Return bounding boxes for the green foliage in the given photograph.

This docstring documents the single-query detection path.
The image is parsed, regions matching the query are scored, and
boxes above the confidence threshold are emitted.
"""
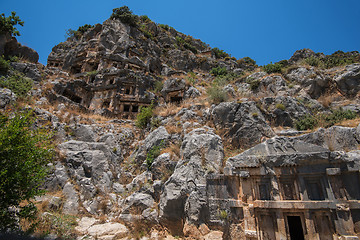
[246,77,260,91]
[36,213,77,239]
[0,72,33,97]
[212,47,229,59]
[85,70,98,77]
[219,210,228,220]
[263,62,282,74]
[0,55,10,75]
[183,42,198,54]
[275,103,286,111]
[140,15,151,23]
[111,6,138,27]
[237,56,257,66]
[158,24,173,31]
[65,24,94,39]
[303,51,360,69]
[323,108,356,127]
[210,67,227,76]
[175,36,197,54]
[295,115,317,131]
[140,24,153,39]
[0,111,54,231]
[146,141,164,170]
[0,12,24,36]
[153,80,163,93]
[305,56,321,67]
[136,105,153,129]
[207,84,228,104]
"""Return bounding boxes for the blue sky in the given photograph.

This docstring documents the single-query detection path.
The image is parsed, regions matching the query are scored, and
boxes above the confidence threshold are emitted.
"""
[1,0,359,66]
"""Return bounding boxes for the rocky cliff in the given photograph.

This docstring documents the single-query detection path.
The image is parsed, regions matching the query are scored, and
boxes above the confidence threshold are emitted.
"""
[1,7,360,240]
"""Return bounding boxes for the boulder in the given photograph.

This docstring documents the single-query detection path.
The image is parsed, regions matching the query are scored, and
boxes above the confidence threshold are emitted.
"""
[211,101,275,148]
[335,63,360,97]
[1,34,39,63]
[130,126,170,164]
[122,192,155,215]
[151,153,177,181]
[159,128,224,225]
[184,86,201,99]
[288,48,322,64]
[0,88,16,109]
[10,62,42,81]
[62,182,79,215]
[58,140,121,198]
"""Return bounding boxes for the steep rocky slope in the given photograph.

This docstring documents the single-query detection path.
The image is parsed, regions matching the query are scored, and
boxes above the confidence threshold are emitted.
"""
[1,7,360,240]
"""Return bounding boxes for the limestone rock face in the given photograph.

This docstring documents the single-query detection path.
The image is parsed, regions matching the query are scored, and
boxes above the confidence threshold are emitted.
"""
[335,63,360,97]
[286,67,329,98]
[212,101,275,148]
[292,125,360,151]
[58,140,121,198]
[159,128,224,225]
[289,48,323,64]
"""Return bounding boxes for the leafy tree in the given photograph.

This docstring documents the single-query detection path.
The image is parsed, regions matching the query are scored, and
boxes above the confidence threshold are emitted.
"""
[111,6,138,27]
[0,12,24,36]
[0,111,53,231]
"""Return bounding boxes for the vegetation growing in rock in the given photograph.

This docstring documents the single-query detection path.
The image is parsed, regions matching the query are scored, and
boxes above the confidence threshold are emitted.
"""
[66,24,94,39]
[263,62,282,74]
[210,66,227,76]
[0,72,33,97]
[207,84,228,104]
[0,55,10,75]
[136,104,153,129]
[0,111,54,231]
[146,141,164,170]
[212,47,229,59]
[0,12,24,36]
[111,6,138,27]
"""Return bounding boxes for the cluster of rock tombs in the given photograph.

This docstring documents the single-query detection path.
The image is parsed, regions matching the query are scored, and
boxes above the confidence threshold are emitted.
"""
[1,6,360,240]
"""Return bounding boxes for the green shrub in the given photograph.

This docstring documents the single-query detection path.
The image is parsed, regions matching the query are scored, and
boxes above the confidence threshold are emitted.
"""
[183,42,198,54]
[153,81,163,93]
[323,108,356,127]
[295,115,317,131]
[0,72,33,97]
[140,15,151,23]
[237,56,257,66]
[65,24,94,39]
[305,56,321,67]
[0,12,24,36]
[212,47,229,59]
[210,67,227,76]
[159,24,172,31]
[207,85,228,104]
[275,103,286,111]
[146,141,164,170]
[246,77,260,91]
[0,56,10,75]
[0,111,54,231]
[136,105,153,129]
[263,62,282,74]
[111,6,138,27]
